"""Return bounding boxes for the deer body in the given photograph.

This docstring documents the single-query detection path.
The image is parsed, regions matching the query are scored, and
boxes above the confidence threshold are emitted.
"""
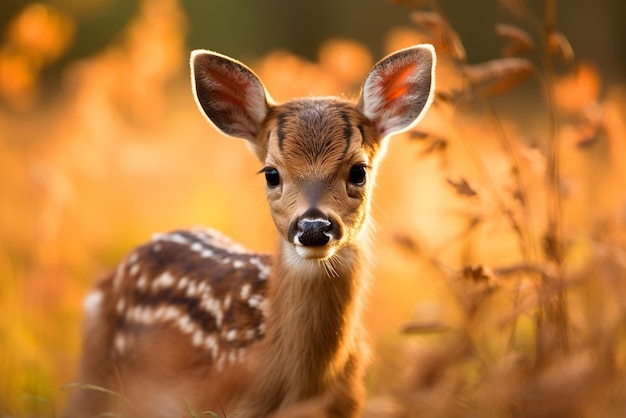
[65,45,435,417]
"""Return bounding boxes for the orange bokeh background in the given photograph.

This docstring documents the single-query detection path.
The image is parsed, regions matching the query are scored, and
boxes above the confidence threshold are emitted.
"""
[1,0,625,415]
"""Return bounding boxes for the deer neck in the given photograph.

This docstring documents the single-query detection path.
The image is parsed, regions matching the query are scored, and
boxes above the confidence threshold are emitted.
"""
[257,238,368,399]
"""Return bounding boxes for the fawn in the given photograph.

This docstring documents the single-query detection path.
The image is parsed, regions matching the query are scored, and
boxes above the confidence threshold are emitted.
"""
[64,45,435,417]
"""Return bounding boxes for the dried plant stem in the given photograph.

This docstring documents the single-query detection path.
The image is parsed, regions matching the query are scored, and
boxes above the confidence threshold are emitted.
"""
[415,116,532,355]
[482,99,537,263]
[477,100,539,353]
[422,2,540,339]
[543,0,562,262]
[413,238,491,365]
[536,0,570,368]
[447,114,533,262]
[410,0,578,377]
[435,72,535,359]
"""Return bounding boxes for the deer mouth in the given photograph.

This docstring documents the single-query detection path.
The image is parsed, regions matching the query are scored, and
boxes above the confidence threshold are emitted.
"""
[293,240,338,260]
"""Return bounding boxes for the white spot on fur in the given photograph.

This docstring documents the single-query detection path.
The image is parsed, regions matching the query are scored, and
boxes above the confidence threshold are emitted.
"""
[205,335,218,358]
[178,314,193,334]
[233,260,244,269]
[249,257,270,279]
[201,295,223,327]
[153,305,165,320]
[248,294,265,309]
[84,291,103,319]
[237,348,246,363]
[129,263,140,277]
[165,306,181,322]
[152,271,175,291]
[192,330,204,347]
[240,284,251,300]
[128,305,151,323]
[216,353,225,372]
[137,276,148,291]
[114,333,126,354]
[113,261,126,290]
[118,300,228,361]
[170,233,190,245]
[186,281,198,298]
[177,276,189,290]
[202,228,249,254]
[116,298,125,314]
[197,281,208,296]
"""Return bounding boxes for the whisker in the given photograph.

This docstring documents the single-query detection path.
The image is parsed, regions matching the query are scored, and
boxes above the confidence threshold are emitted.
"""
[321,258,339,279]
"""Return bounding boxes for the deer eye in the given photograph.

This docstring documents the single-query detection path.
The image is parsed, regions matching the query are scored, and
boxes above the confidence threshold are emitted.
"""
[263,167,280,188]
[348,165,367,186]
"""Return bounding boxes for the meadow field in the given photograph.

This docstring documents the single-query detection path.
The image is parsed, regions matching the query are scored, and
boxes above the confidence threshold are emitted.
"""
[1,0,625,416]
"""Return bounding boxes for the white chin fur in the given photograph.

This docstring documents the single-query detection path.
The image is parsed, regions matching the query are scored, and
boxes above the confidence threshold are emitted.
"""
[294,244,336,260]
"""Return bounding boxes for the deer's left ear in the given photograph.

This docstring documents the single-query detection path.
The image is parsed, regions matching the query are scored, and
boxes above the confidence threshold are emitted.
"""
[357,44,436,140]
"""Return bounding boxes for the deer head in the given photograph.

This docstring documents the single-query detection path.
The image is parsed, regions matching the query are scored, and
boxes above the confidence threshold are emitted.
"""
[191,46,435,265]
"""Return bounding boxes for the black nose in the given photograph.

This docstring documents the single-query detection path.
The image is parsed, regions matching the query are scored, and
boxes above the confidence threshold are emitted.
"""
[297,219,332,246]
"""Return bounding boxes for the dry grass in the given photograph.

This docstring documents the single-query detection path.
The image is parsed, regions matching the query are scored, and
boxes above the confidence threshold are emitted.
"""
[0,0,625,416]
[371,0,626,417]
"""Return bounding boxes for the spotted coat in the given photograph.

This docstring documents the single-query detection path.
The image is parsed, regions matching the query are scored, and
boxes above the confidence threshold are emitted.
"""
[95,228,271,373]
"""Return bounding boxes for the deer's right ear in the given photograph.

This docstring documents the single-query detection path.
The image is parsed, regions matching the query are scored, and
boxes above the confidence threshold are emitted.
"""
[191,50,272,144]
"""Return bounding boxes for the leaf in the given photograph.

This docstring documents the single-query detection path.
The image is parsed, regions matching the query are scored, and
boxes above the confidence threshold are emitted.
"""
[543,230,564,264]
[419,138,448,157]
[548,31,575,63]
[408,130,431,141]
[60,383,135,417]
[576,135,600,149]
[446,177,477,197]
[411,11,466,61]
[435,89,480,107]
[402,321,450,334]
[436,90,461,104]
[462,264,494,283]
[464,58,535,96]
[495,23,534,57]
[511,188,527,205]
[553,63,600,113]
[498,0,527,17]
[390,0,426,5]
[393,232,421,254]
[60,383,124,399]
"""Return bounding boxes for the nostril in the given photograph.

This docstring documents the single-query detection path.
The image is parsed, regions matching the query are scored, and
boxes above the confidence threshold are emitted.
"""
[298,219,331,232]
[297,219,331,247]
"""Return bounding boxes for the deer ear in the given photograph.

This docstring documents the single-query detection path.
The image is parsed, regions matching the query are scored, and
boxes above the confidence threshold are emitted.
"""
[357,44,436,139]
[191,50,272,143]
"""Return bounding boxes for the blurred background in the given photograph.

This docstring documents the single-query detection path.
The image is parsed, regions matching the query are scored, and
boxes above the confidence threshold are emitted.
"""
[1,0,625,416]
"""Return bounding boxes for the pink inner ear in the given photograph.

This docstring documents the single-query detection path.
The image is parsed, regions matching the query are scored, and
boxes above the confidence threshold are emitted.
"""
[215,90,247,113]
[206,67,249,108]
[383,65,415,103]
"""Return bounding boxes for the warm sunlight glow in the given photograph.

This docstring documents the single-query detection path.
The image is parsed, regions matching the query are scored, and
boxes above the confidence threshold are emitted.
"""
[1,0,625,416]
